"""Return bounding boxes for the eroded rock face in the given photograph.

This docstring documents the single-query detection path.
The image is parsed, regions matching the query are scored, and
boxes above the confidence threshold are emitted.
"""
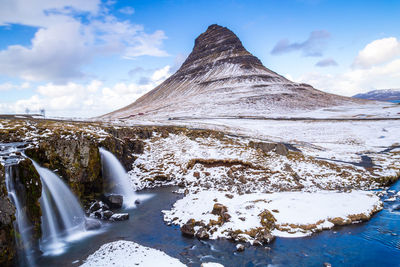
[249,141,288,156]
[0,164,16,266]
[25,135,102,201]
[14,159,42,241]
[24,129,146,203]
[0,159,42,266]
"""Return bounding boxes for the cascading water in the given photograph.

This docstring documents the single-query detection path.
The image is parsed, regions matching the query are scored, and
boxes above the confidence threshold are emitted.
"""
[1,143,35,267]
[99,147,137,208]
[31,161,98,256]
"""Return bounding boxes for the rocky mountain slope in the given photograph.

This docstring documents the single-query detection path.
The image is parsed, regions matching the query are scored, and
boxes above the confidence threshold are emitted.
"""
[353,89,400,102]
[102,24,364,120]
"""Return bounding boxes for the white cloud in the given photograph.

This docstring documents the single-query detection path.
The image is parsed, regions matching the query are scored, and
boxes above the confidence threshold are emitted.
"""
[0,0,101,27]
[119,6,135,15]
[298,37,400,96]
[299,58,400,96]
[0,82,31,91]
[352,37,400,68]
[0,66,172,117]
[0,0,168,82]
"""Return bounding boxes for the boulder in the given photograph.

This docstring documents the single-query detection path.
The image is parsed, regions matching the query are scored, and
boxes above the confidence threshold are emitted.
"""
[211,203,228,216]
[181,219,196,237]
[110,213,129,221]
[103,194,123,209]
[102,210,113,220]
[134,199,141,205]
[88,201,100,213]
[255,230,275,244]
[236,244,245,252]
[195,227,209,240]
[93,210,102,219]
[259,210,276,230]
[275,143,288,156]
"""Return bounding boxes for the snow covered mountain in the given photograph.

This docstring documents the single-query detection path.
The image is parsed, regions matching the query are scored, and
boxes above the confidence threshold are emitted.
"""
[353,89,400,102]
[102,24,365,120]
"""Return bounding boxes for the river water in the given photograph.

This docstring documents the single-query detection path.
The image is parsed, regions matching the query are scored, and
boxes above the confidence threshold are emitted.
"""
[35,182,400,267]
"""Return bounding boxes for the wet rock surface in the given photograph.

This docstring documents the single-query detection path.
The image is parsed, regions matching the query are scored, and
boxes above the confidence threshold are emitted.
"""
[102,194,123,209]
[236,244,245,252]
[181,219,196,237]
[110,213,129,221]
[0,164,16,266]
[87,197,129,222]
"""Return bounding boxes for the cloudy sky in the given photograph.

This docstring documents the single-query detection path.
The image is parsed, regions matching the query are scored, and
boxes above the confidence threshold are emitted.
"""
[0,0,399,117]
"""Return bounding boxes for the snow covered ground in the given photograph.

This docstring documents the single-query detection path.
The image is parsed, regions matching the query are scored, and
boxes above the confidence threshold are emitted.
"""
[128,131,399,193]
[80,240,186,267]
[163,190,383,243]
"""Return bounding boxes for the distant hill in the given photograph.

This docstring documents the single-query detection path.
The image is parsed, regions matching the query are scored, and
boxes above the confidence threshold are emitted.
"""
[101,24,365,120]
[353,89,400,103]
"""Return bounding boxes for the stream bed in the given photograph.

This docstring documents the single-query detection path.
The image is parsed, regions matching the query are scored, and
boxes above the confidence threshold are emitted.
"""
[36,183,400,267]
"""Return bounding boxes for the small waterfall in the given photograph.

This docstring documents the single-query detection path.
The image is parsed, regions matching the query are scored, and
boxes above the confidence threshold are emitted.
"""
[31,161,96,256]
[99,147,137,208]
[5,165,36,267]
[1,143,35,267]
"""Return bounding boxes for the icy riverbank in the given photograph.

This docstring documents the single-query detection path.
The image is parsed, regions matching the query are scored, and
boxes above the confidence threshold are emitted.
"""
[163,190,383,243]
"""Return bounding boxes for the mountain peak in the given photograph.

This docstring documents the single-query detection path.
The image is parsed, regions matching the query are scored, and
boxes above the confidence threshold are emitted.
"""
[193,24,244,53]
[179,24,265,76]
[102,25,362,120]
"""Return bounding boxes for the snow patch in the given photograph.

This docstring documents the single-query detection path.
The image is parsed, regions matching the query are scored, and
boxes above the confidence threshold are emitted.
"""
[80,240,186,267]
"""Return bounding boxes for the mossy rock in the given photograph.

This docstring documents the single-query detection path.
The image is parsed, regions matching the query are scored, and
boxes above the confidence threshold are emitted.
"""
[259,209,276,230]
[0,165,16,266]
[17,159,42,240]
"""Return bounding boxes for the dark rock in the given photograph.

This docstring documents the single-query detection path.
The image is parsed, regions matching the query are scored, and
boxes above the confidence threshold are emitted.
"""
[181,219,196,237]
[222,212,231,222]
[93,210,102,219]
[0,164,16,266]
[249,141,288,157]
[134,199,141,205]
[103,194,123,209]
[102,210,113,219]
[85,218,101,230]
[195,227,209,240]
[225,194,234,199]
[193,171,200,179]
[211,203,228,216]
[275,143,288,156]
[236,244,245,252]
[110,213,129,221]
[89,201,100,213]
[252,240,263,246]
[99,201,110,211]
[256,230,275,244]
[154,174,170,181]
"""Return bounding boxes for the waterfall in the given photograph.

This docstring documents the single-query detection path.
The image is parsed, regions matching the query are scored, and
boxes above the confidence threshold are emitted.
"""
[99,147,137,208]
[31,161,97,256]
[4,165,36,267]
[1,143,35,267]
